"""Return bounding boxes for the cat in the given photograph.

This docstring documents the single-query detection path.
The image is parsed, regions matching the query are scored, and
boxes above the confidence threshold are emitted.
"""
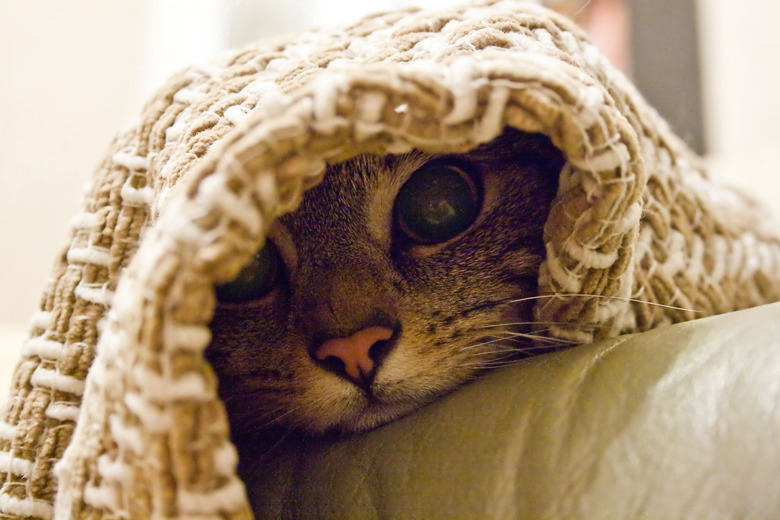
[205,127,566,437]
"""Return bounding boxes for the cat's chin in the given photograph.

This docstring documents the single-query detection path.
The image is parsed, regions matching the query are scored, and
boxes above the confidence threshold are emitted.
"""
[223,371,460,439]
[296,395,428,436]
[288,364,476,435]
[232,398,424,442]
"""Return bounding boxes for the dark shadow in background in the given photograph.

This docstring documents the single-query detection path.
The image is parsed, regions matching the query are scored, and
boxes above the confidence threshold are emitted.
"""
[627,0,705,154]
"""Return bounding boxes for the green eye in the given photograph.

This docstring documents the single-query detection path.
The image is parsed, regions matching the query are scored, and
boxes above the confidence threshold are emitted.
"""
[215,241,281,304]
[394,161,480,244]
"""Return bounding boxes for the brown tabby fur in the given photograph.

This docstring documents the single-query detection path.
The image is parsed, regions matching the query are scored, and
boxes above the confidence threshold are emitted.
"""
[206,128,565,436]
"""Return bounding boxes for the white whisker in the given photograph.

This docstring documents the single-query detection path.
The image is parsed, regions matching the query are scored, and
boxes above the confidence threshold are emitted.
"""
[459,336,532,352]
[497,331,574,345]
[575,0,593,16]
[506,293,702,314]
[260,404,304,429]
[466,348,528,358]
[254,427,295,461]
[476,320,569,329]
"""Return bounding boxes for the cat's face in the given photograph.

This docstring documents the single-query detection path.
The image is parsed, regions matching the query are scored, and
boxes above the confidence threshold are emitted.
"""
[206,128,564,436]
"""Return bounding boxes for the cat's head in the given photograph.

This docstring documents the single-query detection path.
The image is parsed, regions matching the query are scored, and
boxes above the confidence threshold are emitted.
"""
[206,128,565,435]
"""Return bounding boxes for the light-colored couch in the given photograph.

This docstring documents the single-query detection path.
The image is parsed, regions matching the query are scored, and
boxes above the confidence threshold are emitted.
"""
[243,302,780,518]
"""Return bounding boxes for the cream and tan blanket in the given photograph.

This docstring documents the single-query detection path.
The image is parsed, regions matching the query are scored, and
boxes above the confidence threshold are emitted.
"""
[2,1,780,518]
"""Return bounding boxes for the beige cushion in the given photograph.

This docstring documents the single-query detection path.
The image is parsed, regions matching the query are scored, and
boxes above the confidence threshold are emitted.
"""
[245,302,780,518]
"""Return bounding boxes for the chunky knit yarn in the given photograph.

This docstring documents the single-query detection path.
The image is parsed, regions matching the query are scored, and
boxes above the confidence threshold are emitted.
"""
[1,1,779,518]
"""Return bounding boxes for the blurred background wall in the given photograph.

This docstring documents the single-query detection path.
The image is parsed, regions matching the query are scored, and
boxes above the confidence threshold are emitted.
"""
[1,0,779,393]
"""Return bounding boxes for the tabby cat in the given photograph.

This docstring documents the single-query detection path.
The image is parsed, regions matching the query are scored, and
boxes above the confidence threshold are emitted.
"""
[205,127,565,436]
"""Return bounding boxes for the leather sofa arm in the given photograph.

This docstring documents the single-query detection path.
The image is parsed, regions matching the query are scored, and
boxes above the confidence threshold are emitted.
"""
[242,302,780,519]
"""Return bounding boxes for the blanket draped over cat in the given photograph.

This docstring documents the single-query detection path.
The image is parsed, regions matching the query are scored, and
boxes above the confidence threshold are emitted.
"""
[2,1,780,518]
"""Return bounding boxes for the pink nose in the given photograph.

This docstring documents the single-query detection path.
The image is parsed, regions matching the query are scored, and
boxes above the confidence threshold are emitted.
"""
[314,326,394,386]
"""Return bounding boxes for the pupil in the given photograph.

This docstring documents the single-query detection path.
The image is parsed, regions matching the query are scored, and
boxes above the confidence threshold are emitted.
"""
[215,241,280,303]
[395,162,479,244]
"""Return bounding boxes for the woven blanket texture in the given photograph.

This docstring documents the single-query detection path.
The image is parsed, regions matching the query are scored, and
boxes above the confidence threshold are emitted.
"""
[2,1,780,518]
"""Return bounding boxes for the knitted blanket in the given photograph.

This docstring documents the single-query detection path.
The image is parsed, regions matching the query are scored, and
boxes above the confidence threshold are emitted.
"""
[3,1,780,518]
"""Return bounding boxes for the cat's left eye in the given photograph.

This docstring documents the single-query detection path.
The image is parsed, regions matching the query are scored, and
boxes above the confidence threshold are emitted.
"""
[394,160,481,244]
[215,241,281,304]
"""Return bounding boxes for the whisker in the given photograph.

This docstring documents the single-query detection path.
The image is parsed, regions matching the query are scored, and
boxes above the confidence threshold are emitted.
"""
[254,427,295,461]
[459,293,701,317]
[461,336,556,353]
[460,330,576,358]
[496,331,575,345]
[460,357,529,371]
[476,321,570,329]
[465,347,538,358]
[507,293,702,314]
[478,345,565,365]
[464,346,568,361]
[478,359,527,369]
[465,335,528,349]
[461,336,540,352]
[457,297,525,315]
[258,403,304,430]
[575,0,593,16]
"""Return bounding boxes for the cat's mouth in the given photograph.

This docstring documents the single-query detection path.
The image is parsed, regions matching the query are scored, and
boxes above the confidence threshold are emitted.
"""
[314,389,436,435]
[301,325,534,434]
[301,352,466,434]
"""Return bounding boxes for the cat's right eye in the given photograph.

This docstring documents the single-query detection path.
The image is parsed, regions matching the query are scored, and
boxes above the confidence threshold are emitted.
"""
[215,241,281,304]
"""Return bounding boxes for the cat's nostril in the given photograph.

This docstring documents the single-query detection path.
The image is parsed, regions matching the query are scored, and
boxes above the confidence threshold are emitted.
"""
[313,325,396,388]
[368,338,391,362]
[318,355,348,377]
